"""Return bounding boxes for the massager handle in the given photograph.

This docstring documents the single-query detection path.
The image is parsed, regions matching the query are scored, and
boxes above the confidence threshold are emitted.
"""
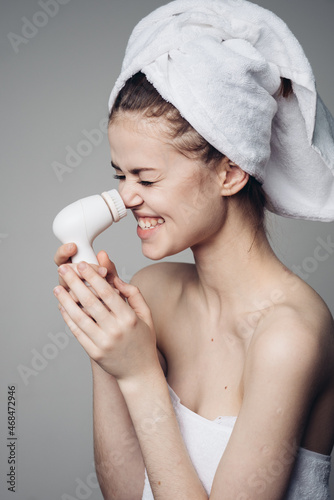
[52,189,126,265]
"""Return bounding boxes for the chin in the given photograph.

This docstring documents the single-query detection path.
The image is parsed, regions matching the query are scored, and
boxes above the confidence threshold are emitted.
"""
[141,241,189,261]
[141,245,168,261]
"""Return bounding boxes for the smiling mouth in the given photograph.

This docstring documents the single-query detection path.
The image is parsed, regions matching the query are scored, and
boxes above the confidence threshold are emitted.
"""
[137,217,165,229]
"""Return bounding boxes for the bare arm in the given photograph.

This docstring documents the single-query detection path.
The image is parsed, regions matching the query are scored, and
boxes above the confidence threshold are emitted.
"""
[118,371,208,500]
[92,360,145,500]
[54,246,145,500]
[210,311,326,499]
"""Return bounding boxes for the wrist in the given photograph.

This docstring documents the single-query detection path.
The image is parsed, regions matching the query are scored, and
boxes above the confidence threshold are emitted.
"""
[118,368,174,442]
[90,358,116,381]
[117,364,166,398]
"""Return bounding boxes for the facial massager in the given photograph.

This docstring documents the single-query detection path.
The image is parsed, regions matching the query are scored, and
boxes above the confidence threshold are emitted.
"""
[52,189,126,264]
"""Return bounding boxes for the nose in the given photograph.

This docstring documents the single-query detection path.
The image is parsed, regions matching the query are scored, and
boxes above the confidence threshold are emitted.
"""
[118,181,143,209]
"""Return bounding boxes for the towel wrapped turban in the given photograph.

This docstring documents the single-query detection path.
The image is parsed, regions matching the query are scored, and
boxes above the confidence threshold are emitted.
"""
[109,0,334,221]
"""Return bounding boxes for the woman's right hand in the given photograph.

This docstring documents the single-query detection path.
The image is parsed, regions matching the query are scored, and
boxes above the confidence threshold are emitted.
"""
[54,244,119,298]
[54,243,79,288]
[54,242,77,266]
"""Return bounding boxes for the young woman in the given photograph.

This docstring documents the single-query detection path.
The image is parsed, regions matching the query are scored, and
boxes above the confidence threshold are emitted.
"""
[54,1,334,499]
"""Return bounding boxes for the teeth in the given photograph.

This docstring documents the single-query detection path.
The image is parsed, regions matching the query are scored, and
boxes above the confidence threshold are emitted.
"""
[138,217,165,230]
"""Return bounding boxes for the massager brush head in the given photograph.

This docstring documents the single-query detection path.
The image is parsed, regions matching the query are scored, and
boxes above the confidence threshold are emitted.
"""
[101,189,127,222]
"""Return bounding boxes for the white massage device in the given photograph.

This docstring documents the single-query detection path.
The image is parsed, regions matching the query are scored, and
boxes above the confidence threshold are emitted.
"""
[52,189,126,264]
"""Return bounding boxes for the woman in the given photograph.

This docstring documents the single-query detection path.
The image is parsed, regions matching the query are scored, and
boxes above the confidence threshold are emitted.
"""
[54,1,334,499]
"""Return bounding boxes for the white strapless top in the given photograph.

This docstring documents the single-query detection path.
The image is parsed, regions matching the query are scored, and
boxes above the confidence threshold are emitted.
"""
[142,385,331,499]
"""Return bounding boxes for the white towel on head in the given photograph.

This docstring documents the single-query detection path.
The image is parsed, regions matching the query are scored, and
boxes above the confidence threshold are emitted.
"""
[108,0,334,221]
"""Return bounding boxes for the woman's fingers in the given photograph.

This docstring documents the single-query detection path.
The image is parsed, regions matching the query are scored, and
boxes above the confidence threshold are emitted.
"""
[57,302,98,356]
[54,243,78,288]
[96,250,120,287]
[54,243,77,266]
[55,262,158,380]
[76,263,128,319]
[57,263,125,329]
[54,283,103,345]
[56,262,152,343]
[54,243,107,289]
[113,277,153,326]
[69,288,80,303]
[97,250,118,275]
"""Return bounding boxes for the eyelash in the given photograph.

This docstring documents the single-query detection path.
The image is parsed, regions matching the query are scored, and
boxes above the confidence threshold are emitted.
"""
[113,174,154,186]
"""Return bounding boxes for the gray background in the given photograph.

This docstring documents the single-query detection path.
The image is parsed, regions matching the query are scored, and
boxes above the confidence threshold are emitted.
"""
[1,0,333,499]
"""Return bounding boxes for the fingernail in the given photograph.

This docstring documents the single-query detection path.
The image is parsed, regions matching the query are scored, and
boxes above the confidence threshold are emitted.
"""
[66,243,75,251]
[78,262,87,272]
[98,266,108,277]
[53,286,61,296]
[58,265,68,275]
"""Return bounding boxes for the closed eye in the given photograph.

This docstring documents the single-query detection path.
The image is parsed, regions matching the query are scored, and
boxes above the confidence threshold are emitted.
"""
[113,174,154,186]
[139,180,154,186]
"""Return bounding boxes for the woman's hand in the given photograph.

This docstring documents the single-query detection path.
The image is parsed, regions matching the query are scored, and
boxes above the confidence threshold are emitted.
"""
[53,261,161,382]
[53,244,119,307]
[54,243,78,287]
[53,244,113,285]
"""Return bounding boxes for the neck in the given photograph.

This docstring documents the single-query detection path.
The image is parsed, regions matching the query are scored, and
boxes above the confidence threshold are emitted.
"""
[191,211,283,319]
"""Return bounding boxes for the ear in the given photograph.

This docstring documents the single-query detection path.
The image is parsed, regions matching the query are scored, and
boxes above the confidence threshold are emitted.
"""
[215,157,249,196]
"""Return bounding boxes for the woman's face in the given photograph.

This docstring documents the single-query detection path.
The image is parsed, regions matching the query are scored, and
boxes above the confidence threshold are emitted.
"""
[108,115,227,260]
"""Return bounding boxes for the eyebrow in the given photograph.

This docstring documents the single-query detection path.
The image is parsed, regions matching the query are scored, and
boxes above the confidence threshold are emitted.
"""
[110,161,155,175]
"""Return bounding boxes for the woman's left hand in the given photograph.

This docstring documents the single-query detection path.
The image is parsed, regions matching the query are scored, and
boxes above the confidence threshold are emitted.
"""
[53,261,160,382]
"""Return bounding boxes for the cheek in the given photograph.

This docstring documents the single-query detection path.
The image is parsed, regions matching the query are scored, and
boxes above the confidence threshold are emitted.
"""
[176,176,223,226]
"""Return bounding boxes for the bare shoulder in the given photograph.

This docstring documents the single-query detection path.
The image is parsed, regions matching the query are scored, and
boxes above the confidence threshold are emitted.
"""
[131,261,194,287]
[131,261,196,313]
[241,280,334,454]
[246,279,334,386]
